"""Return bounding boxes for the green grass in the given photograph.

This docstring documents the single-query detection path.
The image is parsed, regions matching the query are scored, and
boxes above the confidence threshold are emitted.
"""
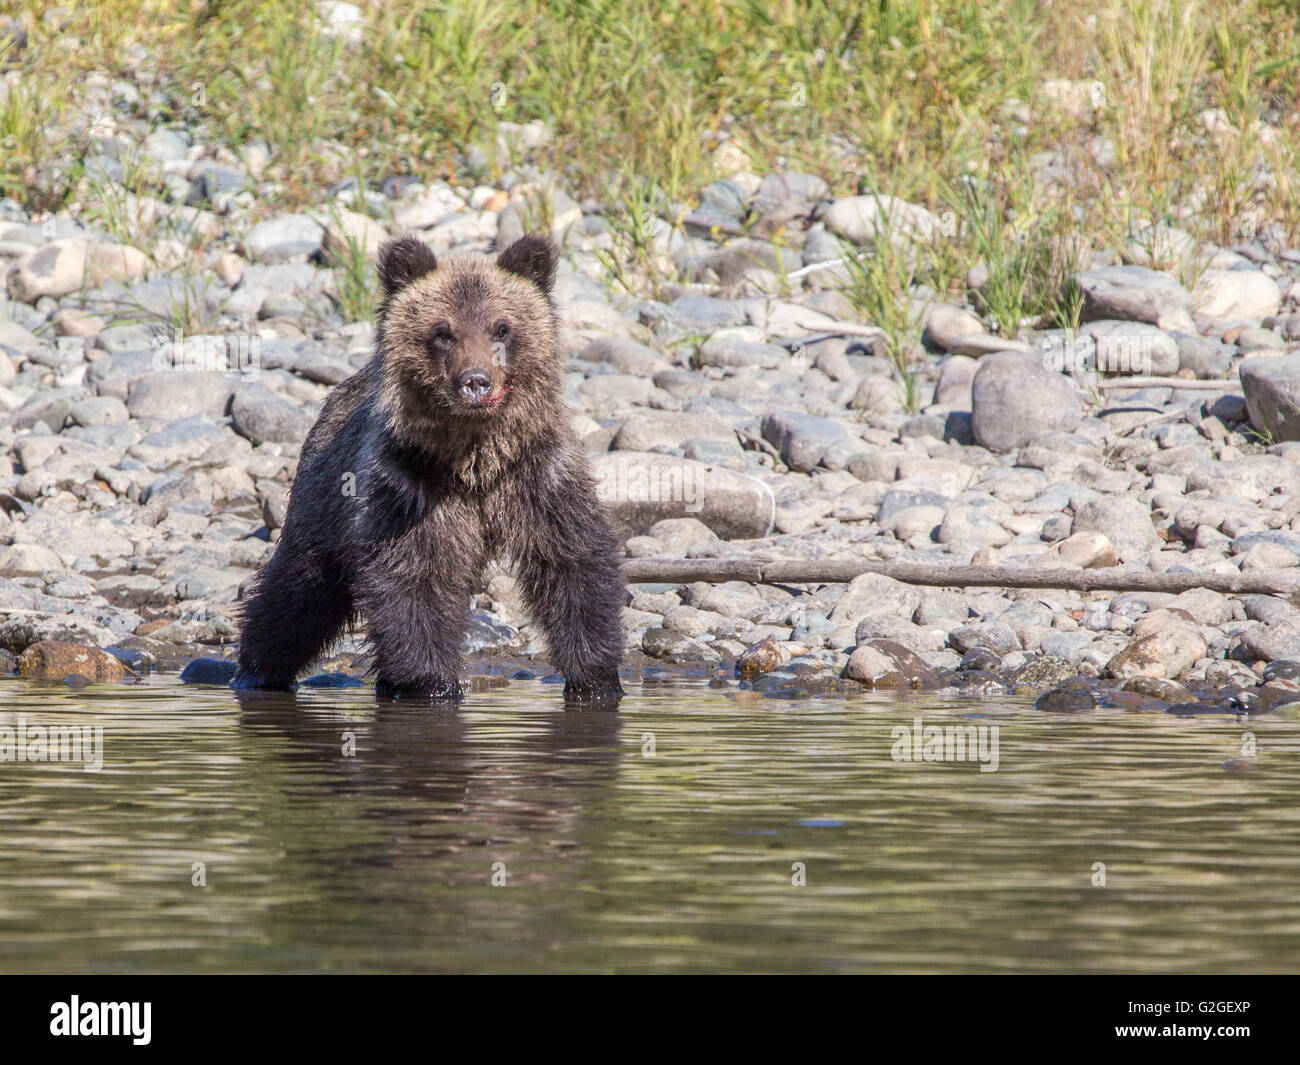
[7,0,1300,339]
[327,216,380,323]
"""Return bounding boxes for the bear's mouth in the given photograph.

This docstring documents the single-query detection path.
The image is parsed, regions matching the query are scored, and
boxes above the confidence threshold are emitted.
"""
[457,381,512,414]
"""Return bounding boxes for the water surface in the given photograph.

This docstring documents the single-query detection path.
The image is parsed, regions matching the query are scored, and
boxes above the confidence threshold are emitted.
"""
[1,674,1297,973]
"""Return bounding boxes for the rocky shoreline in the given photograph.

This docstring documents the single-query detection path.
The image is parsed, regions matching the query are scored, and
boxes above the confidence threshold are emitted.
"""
[5,97,1300,715]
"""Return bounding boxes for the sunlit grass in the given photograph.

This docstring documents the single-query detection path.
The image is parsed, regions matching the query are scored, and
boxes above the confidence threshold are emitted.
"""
[5,0,1300,334]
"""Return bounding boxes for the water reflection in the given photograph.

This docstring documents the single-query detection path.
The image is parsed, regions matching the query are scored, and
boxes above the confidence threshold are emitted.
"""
[0,674,1298,973]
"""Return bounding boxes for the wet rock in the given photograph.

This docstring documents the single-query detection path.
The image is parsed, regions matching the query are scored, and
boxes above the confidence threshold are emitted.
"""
[642,627,721,663]
[179,657,238,685]
[959,648,1002,672]
[17,641,126,682]
[1035,686,1098,712]
[1263,660,1300,682]
[1096,689,1170,712]
[1012,655,1083,688]
[1166,699,1243,716]
[736,635,787,678]
[300,672,364,688]
[1216,690,1262,715]
[1121,675,1191,702]
[1105,624,1206,680]
[1257,679,1300,710]
[841,639,940,689]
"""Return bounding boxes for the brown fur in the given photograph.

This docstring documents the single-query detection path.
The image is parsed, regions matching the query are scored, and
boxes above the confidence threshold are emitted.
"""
[232,234,626,704]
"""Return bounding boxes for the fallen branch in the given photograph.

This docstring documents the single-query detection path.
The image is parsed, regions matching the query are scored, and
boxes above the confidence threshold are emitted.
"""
[783,256,852,280]
[621,558,1300,595]
[796,320,886,339]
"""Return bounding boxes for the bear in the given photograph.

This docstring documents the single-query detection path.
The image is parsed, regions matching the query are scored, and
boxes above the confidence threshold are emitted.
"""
[231,233,626,703]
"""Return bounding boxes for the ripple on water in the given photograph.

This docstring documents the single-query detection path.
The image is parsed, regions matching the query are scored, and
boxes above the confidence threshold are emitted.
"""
[0,674,1298,973]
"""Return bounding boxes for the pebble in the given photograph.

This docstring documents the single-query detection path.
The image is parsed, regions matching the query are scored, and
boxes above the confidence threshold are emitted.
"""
[0,92,1293,711]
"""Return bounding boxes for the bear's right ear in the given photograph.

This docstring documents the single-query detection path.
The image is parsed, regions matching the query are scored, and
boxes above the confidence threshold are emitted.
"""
[497,234,557,294]
[377,235,438,295]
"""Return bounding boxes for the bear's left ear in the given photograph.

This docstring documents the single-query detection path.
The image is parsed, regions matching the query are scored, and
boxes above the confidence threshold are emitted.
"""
[497,234,557,294]
[377,235,438,295]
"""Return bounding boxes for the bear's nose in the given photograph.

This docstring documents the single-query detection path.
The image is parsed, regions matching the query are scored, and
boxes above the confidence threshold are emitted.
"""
[457,369,493,401]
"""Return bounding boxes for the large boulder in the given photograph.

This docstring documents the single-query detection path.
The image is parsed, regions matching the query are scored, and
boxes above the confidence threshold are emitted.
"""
[17,641,126,681]
[1241,355,1300,442]
[229,383,313,444]
[1072,496,1158,563]
[590,451,773,541]
[6,238,150,302]
[970,352,1083,453]
[1193,269,1282,325]
[1072,265,1195,332]
[822,195,942,246]
[760,410,849,472]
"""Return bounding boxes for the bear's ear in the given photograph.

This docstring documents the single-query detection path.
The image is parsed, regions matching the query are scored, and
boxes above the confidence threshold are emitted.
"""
[496,234,557,294]
[377,235,438,295]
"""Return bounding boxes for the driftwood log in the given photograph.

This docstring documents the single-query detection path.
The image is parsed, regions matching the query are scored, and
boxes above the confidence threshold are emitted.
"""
[1094,376,1238,390]
[621,558,1300,595]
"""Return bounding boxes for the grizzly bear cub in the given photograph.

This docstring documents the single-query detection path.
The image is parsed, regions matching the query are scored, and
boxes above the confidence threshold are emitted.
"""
[231,234,626,702]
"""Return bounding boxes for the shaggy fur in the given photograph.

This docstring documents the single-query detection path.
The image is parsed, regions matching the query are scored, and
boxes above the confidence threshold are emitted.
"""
[232,234,626,703]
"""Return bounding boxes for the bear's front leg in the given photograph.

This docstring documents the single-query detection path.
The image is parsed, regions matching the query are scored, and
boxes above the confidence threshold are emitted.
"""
[511,466,626,704]
[356,506,481,702]
[362,572,472,700]
[233,533,353,691]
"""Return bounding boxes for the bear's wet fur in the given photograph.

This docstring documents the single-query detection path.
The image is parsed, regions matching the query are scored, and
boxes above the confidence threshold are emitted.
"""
[231,234,626,703]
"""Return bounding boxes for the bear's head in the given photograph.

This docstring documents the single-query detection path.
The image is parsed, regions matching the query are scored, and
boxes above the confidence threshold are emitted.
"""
[373,234,562,444]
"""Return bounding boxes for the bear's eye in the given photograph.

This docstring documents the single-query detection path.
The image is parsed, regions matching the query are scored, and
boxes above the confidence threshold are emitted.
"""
[429,324,455,348]
[492,321,510,343]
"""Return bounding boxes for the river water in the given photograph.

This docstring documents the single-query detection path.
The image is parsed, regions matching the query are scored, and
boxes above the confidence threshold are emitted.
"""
[2,672,1298,973]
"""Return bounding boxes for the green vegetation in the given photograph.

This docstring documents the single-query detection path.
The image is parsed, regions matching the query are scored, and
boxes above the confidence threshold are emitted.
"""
[5,0,1300,381]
